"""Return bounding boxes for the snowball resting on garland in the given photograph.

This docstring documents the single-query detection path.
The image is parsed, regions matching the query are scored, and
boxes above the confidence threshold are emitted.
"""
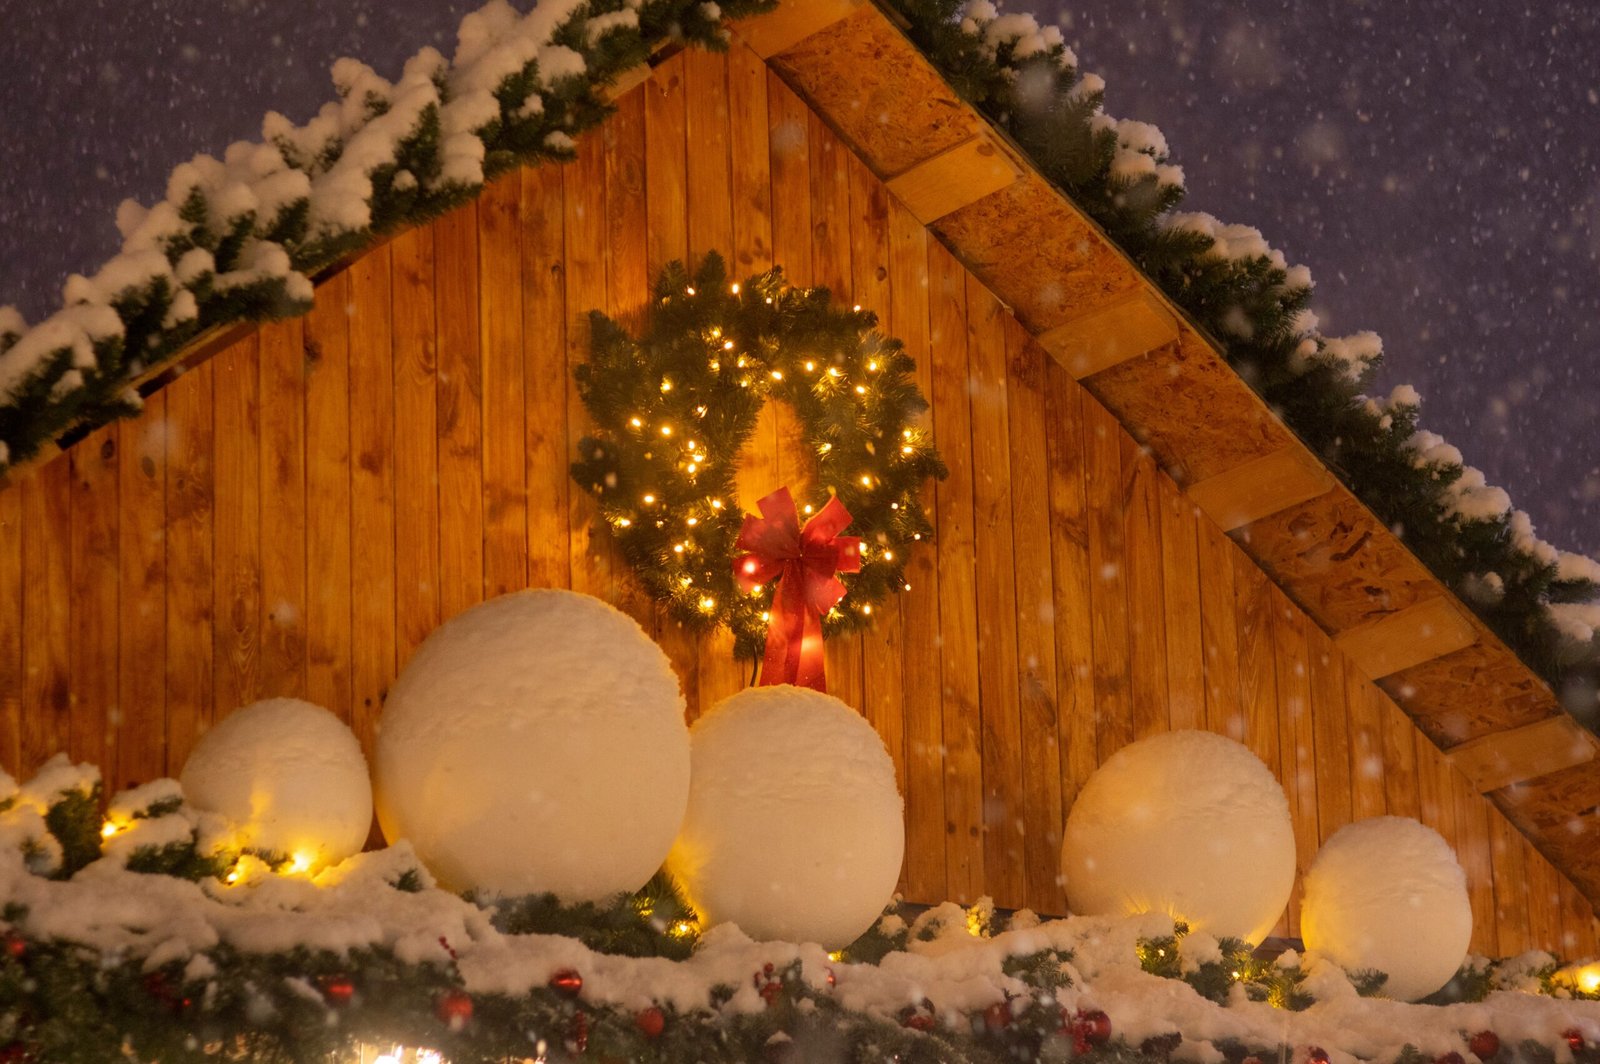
[1301,816,1472,1002]
[179,698,372,869]
[1059,729,1295,944]
[374,589,690,901]
[667,685,904,949]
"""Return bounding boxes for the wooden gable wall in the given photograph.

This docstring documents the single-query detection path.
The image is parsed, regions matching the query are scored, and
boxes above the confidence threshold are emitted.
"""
[0,39,1594,959]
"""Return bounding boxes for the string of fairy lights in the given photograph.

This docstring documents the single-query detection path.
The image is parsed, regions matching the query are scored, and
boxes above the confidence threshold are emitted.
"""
[571,252,946,661]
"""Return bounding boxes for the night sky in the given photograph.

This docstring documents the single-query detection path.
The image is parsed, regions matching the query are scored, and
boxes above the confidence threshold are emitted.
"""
[3,1,1597,556]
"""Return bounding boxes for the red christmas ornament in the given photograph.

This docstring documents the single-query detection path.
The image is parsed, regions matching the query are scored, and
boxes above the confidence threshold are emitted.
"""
[1564,1029,1586,1052]
[1307,1048,1331,1064]
[983,1001,1012,1032]
[902,1012,935,1032]
[319,975,355,1006]
[1076,1009,1112,1047]
[634,1006,666,1040]
[568,1010,590,1055]
[1435,1053,1465,1064]
[435,989,473,1029]
[1,931,25,961]
[825,966,837,988]
[1468,1031,1501,1060]
[549,968,584,997]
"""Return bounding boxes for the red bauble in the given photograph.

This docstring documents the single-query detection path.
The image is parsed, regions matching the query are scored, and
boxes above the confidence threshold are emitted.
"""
[569,1010,590,1054]
[1435,1053,1466,1064]
[903,1013,935,1032]
[825,966,837,988]
[549,968,584,997]
[1076,1010,1112,1047]
[435,989,473,1029]
[1564,1029,1586,1052]
[1468,1032,1501,1060]
[983,1002,1012,1032]
[635,1006,666,1040]
[2,932,25,961]
[1307,1048,1331,1064]
[319,975,355,1006]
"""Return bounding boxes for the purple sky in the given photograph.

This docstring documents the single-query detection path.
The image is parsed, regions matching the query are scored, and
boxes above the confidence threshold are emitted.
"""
[3,0,1598,556]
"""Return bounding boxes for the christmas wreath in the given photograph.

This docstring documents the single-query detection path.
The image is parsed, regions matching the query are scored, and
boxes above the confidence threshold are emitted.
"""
[571,252,947,663]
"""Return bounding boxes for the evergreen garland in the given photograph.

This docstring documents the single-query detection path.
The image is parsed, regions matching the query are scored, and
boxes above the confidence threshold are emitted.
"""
[884,0,1600,727]
[571,252,946,659]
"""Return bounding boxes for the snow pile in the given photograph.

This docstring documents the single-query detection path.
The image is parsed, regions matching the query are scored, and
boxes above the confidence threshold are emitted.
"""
[956,1,1076,69]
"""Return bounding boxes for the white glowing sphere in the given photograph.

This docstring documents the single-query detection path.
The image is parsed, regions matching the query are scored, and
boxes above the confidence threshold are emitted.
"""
[667,685,904,949]
[374,590,689,901]
[180,698,372,868]
[1301,817,1472,1001]
[1060,729,1296,943]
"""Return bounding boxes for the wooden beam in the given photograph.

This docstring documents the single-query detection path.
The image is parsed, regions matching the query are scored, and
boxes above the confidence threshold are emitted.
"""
[1036,288,1179,379]
[1186,444,1337,531]
[1334,595,1478,680]
[733,0,863,59]
[1449,715,1598,793]
[886,133,1023,226]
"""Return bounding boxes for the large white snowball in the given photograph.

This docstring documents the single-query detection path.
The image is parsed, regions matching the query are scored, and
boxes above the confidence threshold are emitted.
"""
[667,685,903,949]
[1301,816,1472,1001]
[1060,729,1295,943]
[374,590,689,901]
[180,698,372,869]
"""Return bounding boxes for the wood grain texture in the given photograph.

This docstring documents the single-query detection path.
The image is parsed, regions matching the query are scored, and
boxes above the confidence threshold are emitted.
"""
[116,395,167,788]
[211,337,262,724]
[304,273,353,721]
[69,426,120,769]
[390,224,442,668]
[256,317,307,701]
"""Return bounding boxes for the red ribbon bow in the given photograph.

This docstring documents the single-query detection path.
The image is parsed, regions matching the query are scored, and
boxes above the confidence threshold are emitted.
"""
[732,487,861,692]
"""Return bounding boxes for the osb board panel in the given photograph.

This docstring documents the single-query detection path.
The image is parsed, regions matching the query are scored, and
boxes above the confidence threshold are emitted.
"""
[1234,486,1441,633]
[0,38,1588,952]
[931,173,1142,334]
[1492,761,1600,900]
[767,6,982,178]
[1379,638,1563,748]
[1081,325,1300,486]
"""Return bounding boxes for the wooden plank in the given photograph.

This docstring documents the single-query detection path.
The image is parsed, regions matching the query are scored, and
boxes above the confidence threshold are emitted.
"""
[1160,484,1205,732]
[1334,595,1478,681]
[478,176,528,599]
[305,273,353,721]
[390,224,442,666]
[1123,436,1168,741]
[521,162,571,593]
[348,244,397,756]
[1308,627,1352,844]
[162,358,215,774]
[256,316,307,699]
[645,55,690,281]
[1526,842,1566,955]
[886,133,1022,226]
[1186,444,1337,533]
[211,337,262,722]
[435,203,486,620]
[1416,717,1462,869]
[1346,670,1388,821]
[1378,692,1421,819]
[1233,548,1279,777]
[734,0,862,59]
[69,427,120,771]
[1271,593,1317,938]
[890,198,944,903]
[1044,365,1098,835]
[116,395,167,788]
[1381,636,1563,749]
[564,132,615,604]
[685,46,735,263]
[811,109,864,713]
[768,71,815,507]
[1084,399,1132,763]
[1038,288,1179,381]
[1007,323,1064,914]
[727,40,774,277]
[1196,519,1243,742]
[929,239,983,904]
[1448,715,1597,794]
[968,276,1024,909]
[1452,780,1499,956]
[1560,877,1599,960]
[20,457,71,773]
[0,480,21,774]
[1489,811,1533,956]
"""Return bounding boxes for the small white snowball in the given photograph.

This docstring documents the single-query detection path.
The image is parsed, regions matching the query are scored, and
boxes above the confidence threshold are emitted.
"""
[375,589,689,901]
[179,698,372,869]
[1060,729,1295,944]
[668,685,903,949]
[1301,816,1472,1002]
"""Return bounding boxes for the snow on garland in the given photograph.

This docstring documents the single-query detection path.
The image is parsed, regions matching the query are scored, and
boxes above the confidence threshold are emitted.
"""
[886,0,1600,726]
[3,756,1600,1064]
[570,253,947,662]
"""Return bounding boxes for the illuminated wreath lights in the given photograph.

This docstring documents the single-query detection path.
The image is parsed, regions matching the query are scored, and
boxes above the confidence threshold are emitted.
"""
[572,252,947,660]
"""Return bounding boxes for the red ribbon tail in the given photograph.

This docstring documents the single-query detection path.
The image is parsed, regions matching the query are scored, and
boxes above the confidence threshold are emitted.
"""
[758,566,807,687]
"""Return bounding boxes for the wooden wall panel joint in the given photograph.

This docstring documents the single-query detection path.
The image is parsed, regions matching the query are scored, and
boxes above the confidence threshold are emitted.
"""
[733,0,864,59]
[1334,595,1478,680]
[1450,715,1599,793]
[885,133,1023,226]
[1186,444,1337,532]
[1036,288,1179,380]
